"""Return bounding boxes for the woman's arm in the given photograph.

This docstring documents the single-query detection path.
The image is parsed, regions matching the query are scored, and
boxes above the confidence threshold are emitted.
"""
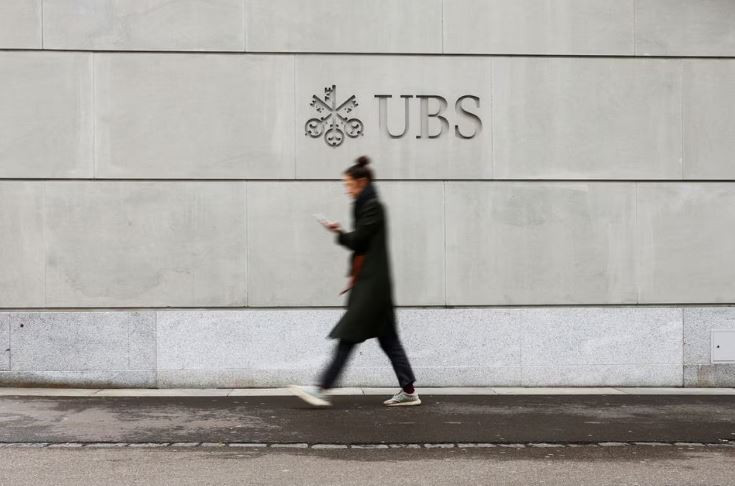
[335,200,382,252]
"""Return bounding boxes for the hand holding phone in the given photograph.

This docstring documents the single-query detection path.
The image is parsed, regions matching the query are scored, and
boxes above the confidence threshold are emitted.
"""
[313,213,331,225]
[313,213,341,232]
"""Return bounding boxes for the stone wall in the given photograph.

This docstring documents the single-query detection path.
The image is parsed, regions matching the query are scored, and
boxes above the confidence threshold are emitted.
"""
[1,0,735,387]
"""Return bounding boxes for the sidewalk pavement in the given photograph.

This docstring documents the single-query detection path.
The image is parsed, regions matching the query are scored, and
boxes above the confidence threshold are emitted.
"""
[1,387,735,447]
[2,386,735,397]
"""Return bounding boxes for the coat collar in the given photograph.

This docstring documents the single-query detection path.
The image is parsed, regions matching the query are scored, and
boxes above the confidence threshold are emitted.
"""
[353,182,377,217]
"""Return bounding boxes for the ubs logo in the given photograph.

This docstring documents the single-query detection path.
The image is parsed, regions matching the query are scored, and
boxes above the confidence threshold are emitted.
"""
[305,85,364,147]
[305,84,483,148]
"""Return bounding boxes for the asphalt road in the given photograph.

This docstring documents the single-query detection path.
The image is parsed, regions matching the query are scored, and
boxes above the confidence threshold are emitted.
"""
[2,446,734,486]
[1,394,735,445]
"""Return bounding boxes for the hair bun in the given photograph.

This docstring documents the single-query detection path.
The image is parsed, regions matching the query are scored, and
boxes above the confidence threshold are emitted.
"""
[356,155,370,167]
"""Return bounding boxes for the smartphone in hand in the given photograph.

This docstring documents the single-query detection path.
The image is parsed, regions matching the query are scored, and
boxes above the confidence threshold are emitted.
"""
[313,213,341,232]
[313,213,331,225]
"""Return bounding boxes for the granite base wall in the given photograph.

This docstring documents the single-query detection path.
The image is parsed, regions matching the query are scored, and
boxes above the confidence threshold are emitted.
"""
[2,306,733,388]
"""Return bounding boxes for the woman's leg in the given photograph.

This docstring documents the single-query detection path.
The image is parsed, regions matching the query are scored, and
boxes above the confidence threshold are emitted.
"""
[377,328,416,392]
[319,339,357,390]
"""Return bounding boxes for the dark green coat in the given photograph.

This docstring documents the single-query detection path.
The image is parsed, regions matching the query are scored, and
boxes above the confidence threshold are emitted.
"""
[328,193,396,343]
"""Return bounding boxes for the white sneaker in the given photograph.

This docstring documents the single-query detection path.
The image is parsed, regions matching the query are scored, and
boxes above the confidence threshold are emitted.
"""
[383,390,421,407]
[288,385,332,407]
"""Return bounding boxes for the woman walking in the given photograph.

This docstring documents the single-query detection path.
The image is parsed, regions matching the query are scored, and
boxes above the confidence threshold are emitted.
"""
[290,155,420,408]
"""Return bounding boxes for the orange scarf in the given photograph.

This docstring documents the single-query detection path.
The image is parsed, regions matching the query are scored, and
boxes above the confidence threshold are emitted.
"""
[339,254,365,295]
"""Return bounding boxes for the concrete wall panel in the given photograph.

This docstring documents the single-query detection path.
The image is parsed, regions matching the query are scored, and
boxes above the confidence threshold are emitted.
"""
[636,0,735,56]
[43,181,247,307]
[444,0,634,55]
[24,0,735,58]
[43,0,245,51]
[0,0,41,48]
[0,52,92,178]
[683,60,735,179]
[379,182,446,306]
[247,181,445,307]
[0,183,45,308]
[492,57,682,180]
[95,53,294,179]
[246,182,351,307]
[445,182,638,305]
[637,183,735,304]
[294,55,492,180]
[245,0,442,53]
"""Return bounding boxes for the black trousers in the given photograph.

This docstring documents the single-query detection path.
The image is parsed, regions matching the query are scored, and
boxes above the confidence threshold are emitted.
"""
[319,328,416,390]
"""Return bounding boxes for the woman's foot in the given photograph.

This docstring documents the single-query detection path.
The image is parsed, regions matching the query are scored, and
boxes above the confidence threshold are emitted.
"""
[288,385,332,407]
[383,389,421,407]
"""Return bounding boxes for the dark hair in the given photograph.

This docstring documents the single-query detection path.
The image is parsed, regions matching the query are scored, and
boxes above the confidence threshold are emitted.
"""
[344,155,374,182]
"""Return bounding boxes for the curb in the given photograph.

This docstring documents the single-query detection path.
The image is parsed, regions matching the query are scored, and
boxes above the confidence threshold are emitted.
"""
[1,441,733,449]
[2,387,735,397]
